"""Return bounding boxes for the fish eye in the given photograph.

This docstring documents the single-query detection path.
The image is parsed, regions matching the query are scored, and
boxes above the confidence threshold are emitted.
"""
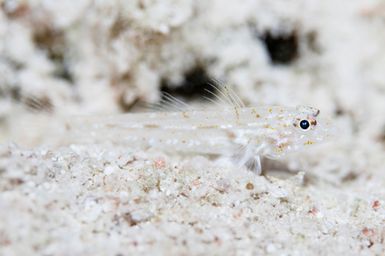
[299,120,310,130]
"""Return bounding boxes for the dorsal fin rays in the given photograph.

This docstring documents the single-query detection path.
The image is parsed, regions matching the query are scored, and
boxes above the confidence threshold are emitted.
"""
[162,92,190,109]
[209,81,237,107]
[226,86,242,108]
[203,88,228,106]
[210,85,230,105]
[14,92,55,114]
[139,80,245,112]
[206,79,245,109]
[143,91,192,112]
[227,85,246,108]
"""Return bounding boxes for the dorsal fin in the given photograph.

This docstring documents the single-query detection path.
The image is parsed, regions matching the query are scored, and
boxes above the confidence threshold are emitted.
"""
[142,91,192,112]
[22,95,54,113]
[204,79,245,109]
[138,79,245,112]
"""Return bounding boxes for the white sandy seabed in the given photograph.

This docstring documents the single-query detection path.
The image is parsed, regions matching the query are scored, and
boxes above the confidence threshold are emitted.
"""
[1,1,385,255]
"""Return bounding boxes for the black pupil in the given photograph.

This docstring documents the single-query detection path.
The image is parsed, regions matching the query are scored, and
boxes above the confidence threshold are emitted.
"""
[300,120,310,130]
